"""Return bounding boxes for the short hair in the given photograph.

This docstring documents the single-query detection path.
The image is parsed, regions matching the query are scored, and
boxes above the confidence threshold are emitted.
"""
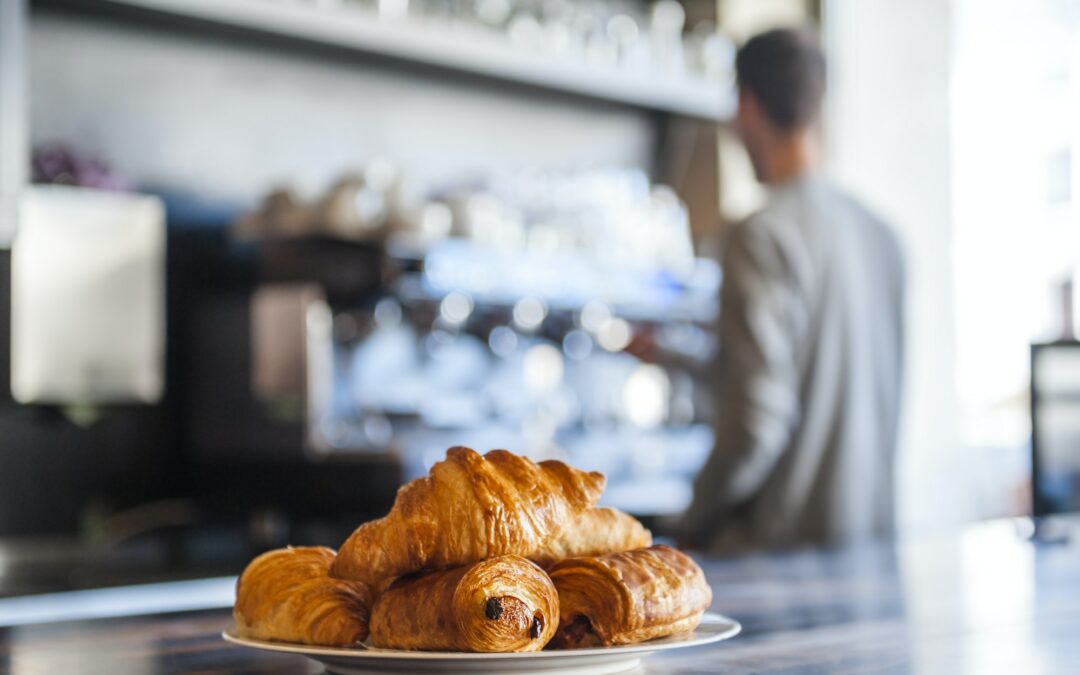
[735,27,826,132]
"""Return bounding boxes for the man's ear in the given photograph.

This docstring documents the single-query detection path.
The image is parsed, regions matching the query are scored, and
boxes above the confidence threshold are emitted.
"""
[738,88,751,109]
[738,89,761,123]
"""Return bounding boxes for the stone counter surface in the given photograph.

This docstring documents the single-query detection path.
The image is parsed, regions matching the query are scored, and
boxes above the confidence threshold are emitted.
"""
[1,519,1078,674]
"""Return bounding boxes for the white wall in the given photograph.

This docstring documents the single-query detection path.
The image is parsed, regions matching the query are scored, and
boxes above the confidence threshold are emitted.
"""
[823,0,974,534]
[0,0,28,243]
[28,9,654,206]
[719,0,810,42]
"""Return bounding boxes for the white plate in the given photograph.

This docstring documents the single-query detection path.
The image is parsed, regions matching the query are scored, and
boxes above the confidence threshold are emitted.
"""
[223,612,740,674]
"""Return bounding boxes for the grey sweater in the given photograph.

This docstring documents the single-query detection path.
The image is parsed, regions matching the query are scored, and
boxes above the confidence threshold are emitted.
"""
[681,175,905,553]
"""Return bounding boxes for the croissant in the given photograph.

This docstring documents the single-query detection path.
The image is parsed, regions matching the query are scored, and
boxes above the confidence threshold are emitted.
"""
[233,546,374,647]
[369,555,559,652]
[547,545,712,648]
[529,507,653,568]
[330,447,605,587]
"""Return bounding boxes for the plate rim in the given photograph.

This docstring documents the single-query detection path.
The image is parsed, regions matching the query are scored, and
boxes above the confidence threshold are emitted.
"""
[221,611,740,660]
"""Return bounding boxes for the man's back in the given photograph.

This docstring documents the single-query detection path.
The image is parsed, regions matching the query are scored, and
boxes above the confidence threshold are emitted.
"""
[683,175,904,552]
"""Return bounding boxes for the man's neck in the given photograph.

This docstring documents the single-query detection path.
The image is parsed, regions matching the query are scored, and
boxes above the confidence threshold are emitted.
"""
[763,130,817,186]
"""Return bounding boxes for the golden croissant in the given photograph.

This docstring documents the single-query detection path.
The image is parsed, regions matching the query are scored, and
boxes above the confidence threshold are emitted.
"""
[369,555,558,652]
[330,447,605,587]
[529,507,653,568]
[547,545,712,648]
[233,546,373,647]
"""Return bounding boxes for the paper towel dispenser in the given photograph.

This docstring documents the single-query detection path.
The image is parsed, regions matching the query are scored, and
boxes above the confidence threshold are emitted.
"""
[11,186,165,404]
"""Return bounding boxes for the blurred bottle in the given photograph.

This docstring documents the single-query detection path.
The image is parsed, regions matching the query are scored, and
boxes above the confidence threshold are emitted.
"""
[649,0,686,76]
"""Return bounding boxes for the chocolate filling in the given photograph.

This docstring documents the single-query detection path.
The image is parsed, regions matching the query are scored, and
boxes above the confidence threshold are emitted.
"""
[530,615,544,639]
[561,614,594,645]
[485,597,504,620]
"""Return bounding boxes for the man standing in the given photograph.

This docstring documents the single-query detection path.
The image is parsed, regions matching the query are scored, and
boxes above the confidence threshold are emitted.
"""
[680,28,905,552]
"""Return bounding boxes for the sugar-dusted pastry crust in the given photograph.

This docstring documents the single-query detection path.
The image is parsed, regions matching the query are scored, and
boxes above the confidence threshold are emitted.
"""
[529,507,653,568]
[547,545,712,648]
[330,447,605,587]
[233,546,373,647]
[369,555,559,652]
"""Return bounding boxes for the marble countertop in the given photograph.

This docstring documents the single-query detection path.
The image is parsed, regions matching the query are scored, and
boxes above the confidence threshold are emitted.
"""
[1,518,1078,674]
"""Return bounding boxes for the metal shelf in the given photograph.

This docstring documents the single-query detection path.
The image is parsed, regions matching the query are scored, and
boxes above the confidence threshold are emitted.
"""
[96,0,734,120]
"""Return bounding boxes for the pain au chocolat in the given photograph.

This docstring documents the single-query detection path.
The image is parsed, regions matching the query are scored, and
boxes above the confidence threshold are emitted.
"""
[547,545,712,649]
[368,555,558,652]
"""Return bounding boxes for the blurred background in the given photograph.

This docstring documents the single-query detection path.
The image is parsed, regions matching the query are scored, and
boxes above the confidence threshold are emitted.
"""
[0,0,1078,598]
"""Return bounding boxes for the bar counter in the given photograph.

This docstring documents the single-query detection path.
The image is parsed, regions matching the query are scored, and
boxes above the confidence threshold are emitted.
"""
[1,518,1078,674]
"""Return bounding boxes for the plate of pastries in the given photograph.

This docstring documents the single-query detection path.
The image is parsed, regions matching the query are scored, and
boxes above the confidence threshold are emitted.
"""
[224,447,740,674]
